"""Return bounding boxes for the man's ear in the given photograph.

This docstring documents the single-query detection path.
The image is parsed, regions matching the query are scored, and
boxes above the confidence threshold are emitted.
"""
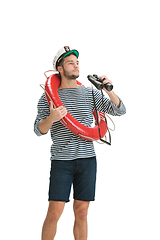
[57,65,62,73]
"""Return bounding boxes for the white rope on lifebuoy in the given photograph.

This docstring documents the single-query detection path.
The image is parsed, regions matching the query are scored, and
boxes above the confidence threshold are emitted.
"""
[105,113,116,131]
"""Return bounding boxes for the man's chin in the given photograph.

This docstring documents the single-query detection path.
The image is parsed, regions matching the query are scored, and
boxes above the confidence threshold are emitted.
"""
[70,74,79,79]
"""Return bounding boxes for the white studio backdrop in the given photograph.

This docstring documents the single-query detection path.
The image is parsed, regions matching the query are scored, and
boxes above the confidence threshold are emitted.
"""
[0,0,160,239]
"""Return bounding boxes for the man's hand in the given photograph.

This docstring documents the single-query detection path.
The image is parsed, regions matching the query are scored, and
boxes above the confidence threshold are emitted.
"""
[38,101,67,134]
[49,101,67,123]
[99,75,113,90]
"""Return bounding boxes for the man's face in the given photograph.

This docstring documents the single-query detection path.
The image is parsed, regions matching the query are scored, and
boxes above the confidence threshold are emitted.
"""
[59,54,79,80]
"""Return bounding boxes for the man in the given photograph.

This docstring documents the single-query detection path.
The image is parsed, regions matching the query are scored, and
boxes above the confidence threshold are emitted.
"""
[34,46,126,240]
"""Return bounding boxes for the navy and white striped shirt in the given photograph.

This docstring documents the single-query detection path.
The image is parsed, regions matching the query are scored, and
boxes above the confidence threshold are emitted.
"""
[34,85,126,160]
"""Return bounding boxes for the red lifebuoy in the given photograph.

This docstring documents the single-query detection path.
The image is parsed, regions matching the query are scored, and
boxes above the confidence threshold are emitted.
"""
[45,74,107,141]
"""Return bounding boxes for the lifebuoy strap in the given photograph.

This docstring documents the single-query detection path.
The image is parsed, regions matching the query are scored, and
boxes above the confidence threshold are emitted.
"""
[92,87,111,145]
[44,70,57,78]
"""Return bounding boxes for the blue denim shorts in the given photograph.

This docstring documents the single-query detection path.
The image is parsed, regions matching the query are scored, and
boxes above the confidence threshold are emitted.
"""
[48,157,97,202]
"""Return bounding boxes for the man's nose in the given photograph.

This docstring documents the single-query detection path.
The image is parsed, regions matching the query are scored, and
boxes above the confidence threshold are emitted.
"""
[74,63,79,68]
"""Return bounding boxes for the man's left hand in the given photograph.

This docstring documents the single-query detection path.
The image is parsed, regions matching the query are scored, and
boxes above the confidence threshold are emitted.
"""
[99,75,113,89]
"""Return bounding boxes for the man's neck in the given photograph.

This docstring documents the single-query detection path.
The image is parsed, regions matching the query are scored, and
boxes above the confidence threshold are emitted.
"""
[59,78,79,89]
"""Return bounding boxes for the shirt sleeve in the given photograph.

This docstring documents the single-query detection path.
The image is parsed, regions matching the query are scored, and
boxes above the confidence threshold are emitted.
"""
[34,93,50,136]
[92,88,126,116]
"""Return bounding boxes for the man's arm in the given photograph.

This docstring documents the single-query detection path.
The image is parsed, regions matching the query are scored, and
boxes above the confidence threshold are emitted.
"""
[38,101,67,134]
[104,90,121,108]
[100,75,121,108]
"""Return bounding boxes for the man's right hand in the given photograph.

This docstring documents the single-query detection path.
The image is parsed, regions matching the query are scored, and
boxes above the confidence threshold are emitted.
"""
[38,101,67,135]
[49,101,67,123]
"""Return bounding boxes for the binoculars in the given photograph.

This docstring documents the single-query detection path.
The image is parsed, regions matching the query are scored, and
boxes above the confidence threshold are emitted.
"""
[87,74,113,92]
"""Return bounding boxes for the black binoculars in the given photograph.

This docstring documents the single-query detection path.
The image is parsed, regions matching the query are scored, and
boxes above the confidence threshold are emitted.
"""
[87,74,113,91]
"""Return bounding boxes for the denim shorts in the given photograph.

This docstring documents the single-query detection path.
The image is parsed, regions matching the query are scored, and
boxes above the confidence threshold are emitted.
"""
[48,157,97,202]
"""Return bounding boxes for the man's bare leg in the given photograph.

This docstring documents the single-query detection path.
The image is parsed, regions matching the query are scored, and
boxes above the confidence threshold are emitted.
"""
[73,200,90,240]
[41,201,65,240]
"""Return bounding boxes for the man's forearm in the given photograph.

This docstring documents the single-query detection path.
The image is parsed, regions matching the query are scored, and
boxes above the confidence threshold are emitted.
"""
[104,89,121,108]
[38,115,54,134]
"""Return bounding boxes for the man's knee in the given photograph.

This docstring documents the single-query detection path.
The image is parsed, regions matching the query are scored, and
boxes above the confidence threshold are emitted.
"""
[73,200,90,221]
[47,201,65,223]
[47,210,61,223]
[75,209,88,221]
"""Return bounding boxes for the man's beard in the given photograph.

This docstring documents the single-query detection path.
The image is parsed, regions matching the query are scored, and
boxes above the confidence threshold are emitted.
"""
[62,67,79,80]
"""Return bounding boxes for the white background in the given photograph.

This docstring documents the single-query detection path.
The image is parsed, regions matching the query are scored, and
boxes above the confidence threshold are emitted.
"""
[0,0,160,239]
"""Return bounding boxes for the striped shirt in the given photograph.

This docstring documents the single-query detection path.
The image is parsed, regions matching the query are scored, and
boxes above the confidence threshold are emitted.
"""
[34,85,126,161]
